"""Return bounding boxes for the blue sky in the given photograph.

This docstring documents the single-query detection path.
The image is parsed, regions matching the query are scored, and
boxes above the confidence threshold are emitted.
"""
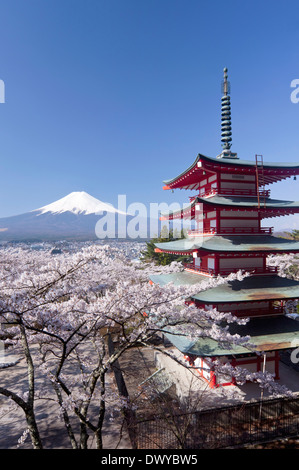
[0,0,299,226]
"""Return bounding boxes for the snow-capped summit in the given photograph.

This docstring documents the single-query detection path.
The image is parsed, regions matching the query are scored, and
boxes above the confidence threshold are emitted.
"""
[35,191,126,216]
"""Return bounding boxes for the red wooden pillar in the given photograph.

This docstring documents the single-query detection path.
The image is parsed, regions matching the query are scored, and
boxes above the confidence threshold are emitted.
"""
[262,254,267,273]
[274,350,280,380]
[258,211,261,231]
[257,353,262,372]
[209,357,217,388]
[216,208,220,234]
[209,371,217,388]
[231,357,237,385]
[215,254,220,276]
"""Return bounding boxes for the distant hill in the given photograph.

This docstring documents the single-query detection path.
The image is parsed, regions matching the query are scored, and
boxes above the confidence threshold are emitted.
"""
[273,231,294,239]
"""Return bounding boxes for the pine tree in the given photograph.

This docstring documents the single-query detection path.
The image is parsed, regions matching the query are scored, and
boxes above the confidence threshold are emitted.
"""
[291,229,299,240]
[141,226,191,266]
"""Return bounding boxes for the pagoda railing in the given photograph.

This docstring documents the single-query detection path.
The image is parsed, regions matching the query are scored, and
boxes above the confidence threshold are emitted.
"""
[227,305,284,317]
[218,188,271,198]
[184,264,214,275]
[218,226,273,235]
[189,188,271,201]
[188,228,216,236]
[189,190,217,201]
[184,263,278,276]
[218,266,278,275]
[187,226,273,236]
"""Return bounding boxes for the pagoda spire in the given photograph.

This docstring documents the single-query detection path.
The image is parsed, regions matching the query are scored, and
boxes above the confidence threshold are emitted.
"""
[221,68,232,150]
[218,67,238,159]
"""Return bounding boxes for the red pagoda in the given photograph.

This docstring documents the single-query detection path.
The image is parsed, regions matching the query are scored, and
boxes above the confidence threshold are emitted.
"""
[150,68,299,389]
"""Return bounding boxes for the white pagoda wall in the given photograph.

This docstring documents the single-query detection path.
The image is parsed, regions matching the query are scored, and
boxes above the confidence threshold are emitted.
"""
[220,181,256,191]
[219,173,256,193]
[217,301,269,312]
[219,257,263,270]
[220,210,259,230]
[220,210,259,217]
[220,218,259,228]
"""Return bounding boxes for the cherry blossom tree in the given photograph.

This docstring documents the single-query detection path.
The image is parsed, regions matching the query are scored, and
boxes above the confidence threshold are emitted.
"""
[267,252,299,280]
[0,243,290,449]
[267,253,299,314]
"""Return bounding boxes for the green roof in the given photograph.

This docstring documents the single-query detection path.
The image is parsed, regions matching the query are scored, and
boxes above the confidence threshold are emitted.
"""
[196,194,299,210]
[192,274,299,304]
[161,195,299,220]
[150,271,299,355]
[150,270,208,286]
[163,153,299,186]
[149,272,299,304]
[202,153,299,169]
[163,315,299,356]
[154,234,299,254]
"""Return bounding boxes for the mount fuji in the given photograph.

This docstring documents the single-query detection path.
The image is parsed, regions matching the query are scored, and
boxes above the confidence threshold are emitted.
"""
[0,191,142,241]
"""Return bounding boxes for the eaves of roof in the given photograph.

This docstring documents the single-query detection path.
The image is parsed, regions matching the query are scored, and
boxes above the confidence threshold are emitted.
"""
[191,274,299,304]
[163,315,299,356]
[154,235,299,254]
[163,153,299,187]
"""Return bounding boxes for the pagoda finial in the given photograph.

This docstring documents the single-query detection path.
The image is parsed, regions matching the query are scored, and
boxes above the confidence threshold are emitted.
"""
[218,67,238,159]
[221,67,232,150]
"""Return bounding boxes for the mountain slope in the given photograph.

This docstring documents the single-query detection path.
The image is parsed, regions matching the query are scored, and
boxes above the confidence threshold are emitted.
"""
[0,192,129,241]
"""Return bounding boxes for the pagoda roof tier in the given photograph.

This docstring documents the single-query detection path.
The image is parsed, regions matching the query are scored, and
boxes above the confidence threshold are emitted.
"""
[163,154,299,190]
[160,195,299,220]
[149,271,299,304]
[162,315,299,356]
[199,194,299,213]
[191,274,299,304]
[150,270,207,286]
[154,234,299,255]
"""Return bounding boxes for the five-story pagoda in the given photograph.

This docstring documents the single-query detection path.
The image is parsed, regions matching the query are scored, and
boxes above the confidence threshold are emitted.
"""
[150,68,299,389]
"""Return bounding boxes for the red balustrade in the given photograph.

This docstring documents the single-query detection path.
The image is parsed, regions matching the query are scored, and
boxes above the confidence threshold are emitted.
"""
[187,226,273,236]
[184,263,278,276]
[189,187,271,201]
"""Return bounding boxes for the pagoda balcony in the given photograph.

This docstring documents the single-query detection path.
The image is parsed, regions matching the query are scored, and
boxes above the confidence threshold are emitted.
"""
[218,188,271,198]
[218,226,273,235]
[189,188,271,201]
[184,263,278,276]
[187,226,273,237]
[218,305,285,318]
[183,264,214,276]
[189,189,217,201]
[187,228,217,236]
